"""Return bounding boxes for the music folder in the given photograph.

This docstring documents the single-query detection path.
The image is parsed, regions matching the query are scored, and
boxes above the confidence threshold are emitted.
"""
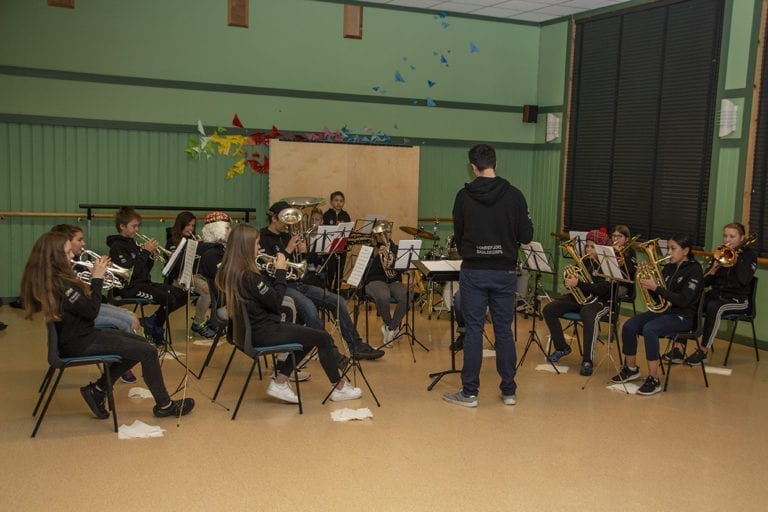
[347,245,373,287]
[413,259,462,282]
[161,238,187,278]
[178,238,198,290]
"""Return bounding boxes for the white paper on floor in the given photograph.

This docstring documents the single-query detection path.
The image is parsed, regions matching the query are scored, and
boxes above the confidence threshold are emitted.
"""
[128,387,153,399]
[705,366,733,376]
[193,339,214,346]
[535,363,569,373]
[607,382,640,394]
[482,349,496,358]
[162,351,184,360]
[331,408,373,422]
[118,419,165,439]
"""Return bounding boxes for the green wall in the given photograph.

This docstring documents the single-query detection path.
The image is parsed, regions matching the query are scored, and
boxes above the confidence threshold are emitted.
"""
[1,0,766,349]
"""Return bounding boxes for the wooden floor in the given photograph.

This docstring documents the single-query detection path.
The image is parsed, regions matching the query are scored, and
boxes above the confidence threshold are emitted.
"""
[1,301,766,512]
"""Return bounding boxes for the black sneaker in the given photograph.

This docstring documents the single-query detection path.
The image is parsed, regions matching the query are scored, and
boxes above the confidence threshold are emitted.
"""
[684,348,708,365]
[546,346,572,363]
[579,361,593,376]
[80,383,109,419]
[636,375,662,396]
[610,366,641,383]
[662,347,685,364]
[153,398,195,418]
[353,342,385,360]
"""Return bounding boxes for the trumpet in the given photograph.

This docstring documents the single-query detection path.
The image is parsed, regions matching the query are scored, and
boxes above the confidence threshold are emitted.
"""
[634,239,670,313]
[255,251,307,281]
[560,237,596,304]
[135,233,173,264]
[74,250,133,290]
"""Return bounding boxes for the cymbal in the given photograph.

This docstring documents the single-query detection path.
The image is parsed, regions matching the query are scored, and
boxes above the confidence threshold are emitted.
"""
[281,196,325,207]
[399,225,439,241]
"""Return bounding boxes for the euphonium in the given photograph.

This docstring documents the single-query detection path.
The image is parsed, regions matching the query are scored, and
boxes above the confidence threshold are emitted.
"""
[372,221,397,279]
[559,237,596,305]
[75,250,133,290]
[134,233,173,264]
[255,251,307,281]
[634,239,670,313]
[711,232,757,268]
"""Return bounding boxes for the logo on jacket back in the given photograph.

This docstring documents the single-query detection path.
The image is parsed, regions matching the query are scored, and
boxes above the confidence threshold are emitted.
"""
[476,244,502,255]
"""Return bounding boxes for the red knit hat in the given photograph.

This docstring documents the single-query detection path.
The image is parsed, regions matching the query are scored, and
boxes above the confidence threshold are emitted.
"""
[586,228,611,246]
[205,211,231,224]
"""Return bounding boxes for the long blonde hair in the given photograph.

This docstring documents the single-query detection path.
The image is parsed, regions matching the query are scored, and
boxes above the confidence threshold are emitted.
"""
[20,232,88,321]
[215,224,261,324]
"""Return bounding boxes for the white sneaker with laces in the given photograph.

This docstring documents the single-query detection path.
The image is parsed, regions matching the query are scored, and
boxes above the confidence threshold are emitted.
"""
[381,325,393,348]
[330,381,362,402]
[266,380,299,404]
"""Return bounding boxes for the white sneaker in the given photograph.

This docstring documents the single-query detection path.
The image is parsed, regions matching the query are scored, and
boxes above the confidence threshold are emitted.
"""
[330,381,362,402]
[266,380,299,404]
[381,325,393,348]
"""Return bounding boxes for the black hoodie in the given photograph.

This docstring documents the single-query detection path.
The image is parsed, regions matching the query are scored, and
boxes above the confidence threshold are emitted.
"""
[106,234,154,289]
[452,176,534,270]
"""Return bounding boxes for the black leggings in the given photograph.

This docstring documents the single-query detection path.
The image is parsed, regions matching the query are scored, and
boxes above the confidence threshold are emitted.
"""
[122,282,187,325]
[254,323,341,384]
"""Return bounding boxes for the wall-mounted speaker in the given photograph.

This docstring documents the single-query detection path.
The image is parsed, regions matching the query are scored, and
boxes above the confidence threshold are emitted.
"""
[522,105,539,123]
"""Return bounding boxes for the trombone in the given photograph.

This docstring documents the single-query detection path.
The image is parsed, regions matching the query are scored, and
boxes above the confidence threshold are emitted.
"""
[135,233,173,264]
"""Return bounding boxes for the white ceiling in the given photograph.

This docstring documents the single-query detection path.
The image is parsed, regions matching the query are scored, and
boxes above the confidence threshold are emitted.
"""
[360,0,631,23]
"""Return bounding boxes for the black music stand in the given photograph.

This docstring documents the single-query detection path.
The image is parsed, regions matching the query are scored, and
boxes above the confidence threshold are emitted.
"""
[385,240,429,359]
[421,260,461,390]
[314,222,353,341]
[323,245,380,406]
[516,242,561,374]
[583,245,633,393]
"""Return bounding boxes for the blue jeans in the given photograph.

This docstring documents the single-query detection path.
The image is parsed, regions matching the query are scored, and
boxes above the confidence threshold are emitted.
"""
[622,311,693,361]
[285,283,362,349]
[459,268,517,397]
[94,304,135,333]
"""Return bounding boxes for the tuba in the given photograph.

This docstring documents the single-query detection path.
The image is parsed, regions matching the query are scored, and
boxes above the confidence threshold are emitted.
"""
[560,238,596,304]
[75,250,133,290]
[634,239,671,313]
[711,232,757,268]
[135,233,173,264]
[255,251,307,281]
[372,221,397,279]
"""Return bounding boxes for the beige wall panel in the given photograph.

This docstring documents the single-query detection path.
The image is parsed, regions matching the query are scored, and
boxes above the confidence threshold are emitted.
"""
[269,140,420,244]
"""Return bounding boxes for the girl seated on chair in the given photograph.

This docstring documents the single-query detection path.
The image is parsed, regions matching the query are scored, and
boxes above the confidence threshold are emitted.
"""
[676,222,757,365]
[51,223,141,384]
[106,207,187,346]
[20,232,194,419]
[612,233,703,396]
[215,224,362,404]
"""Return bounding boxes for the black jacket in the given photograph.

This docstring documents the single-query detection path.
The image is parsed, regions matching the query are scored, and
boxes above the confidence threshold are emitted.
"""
[106,234,153,288]
[241,269,288,330]
[199,244,225,281]
[55,278,103,356]
[452,176,534,270]
[649,258,703,318]
[365,240,401,284]
[705,246,757,300]
[323,208,350,226]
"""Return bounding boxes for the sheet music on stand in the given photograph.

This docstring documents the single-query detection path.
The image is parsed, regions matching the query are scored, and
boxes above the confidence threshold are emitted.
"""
[593,245,632,283]
[568,230,589,256]
[347,245,373,287]
[522,241,553,273]
[178,238,198,290]
[327,221,354,252]
[354,216,380,236]
[161,238,187,278]
[394,240,422,270]
[312,222,353,253]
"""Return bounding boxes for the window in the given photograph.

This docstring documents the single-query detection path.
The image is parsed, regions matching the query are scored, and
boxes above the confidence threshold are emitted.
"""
[565,0,724,246]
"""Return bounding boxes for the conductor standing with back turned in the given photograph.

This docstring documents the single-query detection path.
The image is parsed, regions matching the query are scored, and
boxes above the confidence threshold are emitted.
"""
[443,143,534,408]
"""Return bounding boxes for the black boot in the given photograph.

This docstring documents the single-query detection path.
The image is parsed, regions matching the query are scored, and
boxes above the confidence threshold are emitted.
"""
[80,383,109,419]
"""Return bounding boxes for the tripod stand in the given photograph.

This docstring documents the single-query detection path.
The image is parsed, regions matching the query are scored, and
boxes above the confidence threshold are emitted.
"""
[385,242,429,358]
[582,246,632,393]
[516,270,560,373]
